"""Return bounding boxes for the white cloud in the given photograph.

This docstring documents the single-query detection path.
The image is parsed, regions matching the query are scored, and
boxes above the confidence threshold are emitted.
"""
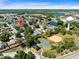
[71,6,79,9]
[0,2,78,9]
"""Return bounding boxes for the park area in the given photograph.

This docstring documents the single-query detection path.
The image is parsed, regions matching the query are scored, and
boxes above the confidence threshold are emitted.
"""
[36,19,79,58]
[42,33,79,58]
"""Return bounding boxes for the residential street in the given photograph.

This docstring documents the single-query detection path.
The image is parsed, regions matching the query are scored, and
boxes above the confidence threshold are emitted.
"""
[64,52,79,59]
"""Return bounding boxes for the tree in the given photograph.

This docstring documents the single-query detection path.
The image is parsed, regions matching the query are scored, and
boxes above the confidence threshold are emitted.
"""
[24,27,40,47]
[27,51,34,59]
[43,50,56,58]
[51,42,65,53]
[26,37,34,47]
[54,26,66,35]
[0,32,11,48]
[72,21,79,28]
[46,30,54,37]
[54,27,60,34]
[16,32,22,38]
[24,27,34,47]
[19,29,24,33]
[17,11,25,15]
[24,27,33,35]
[63,37,76,49]
[16,29,24,38]
[55,42,64,53]
[59,27,66,35]
[0,16,4,18]
[15,26,20,30]
[14,51,26,59]
[23,23,28,28]
[48,18,52,21]
[14,51,34,59]
[31,36,40,44]
[2,56,12,59]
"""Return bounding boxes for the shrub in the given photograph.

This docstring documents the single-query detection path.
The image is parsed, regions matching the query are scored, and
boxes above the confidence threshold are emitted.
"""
[43,50,56,58]
[63,37,76,49]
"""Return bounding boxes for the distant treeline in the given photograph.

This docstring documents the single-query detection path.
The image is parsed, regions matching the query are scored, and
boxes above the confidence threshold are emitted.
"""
[0,9,79,14]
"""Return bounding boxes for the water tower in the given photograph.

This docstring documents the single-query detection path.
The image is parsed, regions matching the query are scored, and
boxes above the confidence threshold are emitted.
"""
[66,16,74,31]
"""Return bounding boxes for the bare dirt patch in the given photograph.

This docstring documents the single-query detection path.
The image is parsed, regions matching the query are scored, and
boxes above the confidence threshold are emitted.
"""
[48,35,63,42]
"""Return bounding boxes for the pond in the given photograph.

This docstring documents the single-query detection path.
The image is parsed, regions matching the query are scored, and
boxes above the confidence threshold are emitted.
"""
[48,22,62,26]
[52,13,65,17]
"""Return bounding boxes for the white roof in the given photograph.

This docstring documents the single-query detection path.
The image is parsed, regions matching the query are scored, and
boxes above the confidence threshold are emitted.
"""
[9,35,16,39]
[21,33,24,36]
[7,40,16,45]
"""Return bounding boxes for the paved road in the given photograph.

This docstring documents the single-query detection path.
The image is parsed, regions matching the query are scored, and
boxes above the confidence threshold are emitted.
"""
[63,52,79,59]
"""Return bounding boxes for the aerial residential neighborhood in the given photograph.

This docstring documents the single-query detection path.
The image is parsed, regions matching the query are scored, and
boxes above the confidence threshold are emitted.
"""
[0,0,79,59]
[0,9,79,59]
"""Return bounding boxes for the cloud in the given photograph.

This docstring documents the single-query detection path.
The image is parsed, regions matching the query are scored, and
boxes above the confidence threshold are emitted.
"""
[71,6,79,9]
[0,2,78,9]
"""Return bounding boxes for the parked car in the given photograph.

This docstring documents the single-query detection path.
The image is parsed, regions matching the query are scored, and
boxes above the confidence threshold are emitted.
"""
[31,44,40,51]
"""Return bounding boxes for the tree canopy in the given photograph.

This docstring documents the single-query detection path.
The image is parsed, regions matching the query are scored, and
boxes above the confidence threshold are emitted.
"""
[2,56,12,59]
[14,51,34,59]
[0,32,10,42]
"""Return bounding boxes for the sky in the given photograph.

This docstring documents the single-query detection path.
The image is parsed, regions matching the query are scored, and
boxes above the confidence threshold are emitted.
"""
[0,0,79,9]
